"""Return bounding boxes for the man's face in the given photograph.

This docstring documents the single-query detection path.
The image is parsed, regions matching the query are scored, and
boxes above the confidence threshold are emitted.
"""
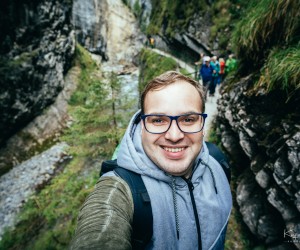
[141,81,204,178]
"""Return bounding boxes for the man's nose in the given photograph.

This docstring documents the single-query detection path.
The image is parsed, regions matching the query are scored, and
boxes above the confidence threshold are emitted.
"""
[165,120,184,141]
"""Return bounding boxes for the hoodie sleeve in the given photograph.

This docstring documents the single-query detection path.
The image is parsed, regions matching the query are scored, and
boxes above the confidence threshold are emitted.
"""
[70,176,134,250]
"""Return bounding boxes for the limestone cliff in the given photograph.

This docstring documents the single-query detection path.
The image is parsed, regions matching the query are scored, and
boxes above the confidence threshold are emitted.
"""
[73,0,145,63]
[72,0,108,59]
[0,0,75,152]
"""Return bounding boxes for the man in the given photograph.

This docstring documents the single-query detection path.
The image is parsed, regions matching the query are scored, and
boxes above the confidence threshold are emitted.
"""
[200,56,213,99]
[71,71,232,250]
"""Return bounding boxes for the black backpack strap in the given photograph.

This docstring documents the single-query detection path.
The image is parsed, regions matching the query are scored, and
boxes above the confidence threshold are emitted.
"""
[206,142,231,183]
[114,167,153,250]
[100,159,118,175]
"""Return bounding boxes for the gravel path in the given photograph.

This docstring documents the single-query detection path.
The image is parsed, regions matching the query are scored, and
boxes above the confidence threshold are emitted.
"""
[204,85,221,140]
[0,142,69,239]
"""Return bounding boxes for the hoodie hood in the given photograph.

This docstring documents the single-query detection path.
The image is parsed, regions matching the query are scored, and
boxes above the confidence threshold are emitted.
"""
[117,110,209,183]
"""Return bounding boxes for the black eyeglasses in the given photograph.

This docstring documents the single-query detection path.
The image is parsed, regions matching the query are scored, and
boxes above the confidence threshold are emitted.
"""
[141,113,207,134]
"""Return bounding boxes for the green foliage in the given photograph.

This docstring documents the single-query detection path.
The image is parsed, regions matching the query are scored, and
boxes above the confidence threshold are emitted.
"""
[256,45,300,94]
[133,0,142,17]
[138,48,178,93]
[179,67,190,76]
[229,0,300,97]
[233,0,300,74]
[210,0,231,39]
[209,0,250,54]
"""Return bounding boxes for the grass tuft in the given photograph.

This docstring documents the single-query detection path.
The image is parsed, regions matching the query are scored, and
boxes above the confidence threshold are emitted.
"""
[256,45,300,94]
[233,0,300,74]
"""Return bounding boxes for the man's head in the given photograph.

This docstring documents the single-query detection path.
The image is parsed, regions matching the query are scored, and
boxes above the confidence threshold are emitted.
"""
[211,56,218,62]
[140,71,206,178]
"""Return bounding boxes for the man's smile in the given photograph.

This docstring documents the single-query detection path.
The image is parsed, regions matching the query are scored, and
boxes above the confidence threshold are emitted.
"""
[162,146,186,153]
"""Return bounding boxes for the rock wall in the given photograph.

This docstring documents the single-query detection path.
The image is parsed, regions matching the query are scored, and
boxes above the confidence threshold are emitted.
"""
[125,0,152,27]
[73,0,145,63]
[174,11,213,57]
[72,0,108,59]
[0,66,79,175]
[0,0,75,149]
[217,76,300,249]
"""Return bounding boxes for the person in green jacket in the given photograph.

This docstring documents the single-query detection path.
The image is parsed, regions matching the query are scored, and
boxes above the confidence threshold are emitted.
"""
[225,54,237,75]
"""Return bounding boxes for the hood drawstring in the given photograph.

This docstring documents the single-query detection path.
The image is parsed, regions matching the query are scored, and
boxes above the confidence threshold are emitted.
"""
[171,177,180,239]
[169,159,217,241]
[201,160,218,194]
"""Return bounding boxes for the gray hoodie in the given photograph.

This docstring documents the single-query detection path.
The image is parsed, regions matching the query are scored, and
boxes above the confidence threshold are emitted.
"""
[113,111,232,250]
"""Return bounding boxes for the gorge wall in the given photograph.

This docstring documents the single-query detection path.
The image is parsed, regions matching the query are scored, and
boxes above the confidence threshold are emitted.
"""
[0,0,75,147]
[0,0,75,174]
[217,76,300,249]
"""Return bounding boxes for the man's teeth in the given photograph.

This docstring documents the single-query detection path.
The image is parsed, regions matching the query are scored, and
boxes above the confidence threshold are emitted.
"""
[164,147,185,153]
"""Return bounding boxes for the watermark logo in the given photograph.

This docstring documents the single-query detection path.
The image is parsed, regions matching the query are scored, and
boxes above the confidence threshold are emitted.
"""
[284,228,300,243]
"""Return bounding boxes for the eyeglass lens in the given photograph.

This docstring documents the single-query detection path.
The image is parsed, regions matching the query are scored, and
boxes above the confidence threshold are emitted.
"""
[144,114,205,134]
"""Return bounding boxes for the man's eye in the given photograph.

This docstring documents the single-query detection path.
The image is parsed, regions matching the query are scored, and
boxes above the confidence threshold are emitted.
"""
[149,116,169,125]
[152,119,163,123]
[181,115,199,123]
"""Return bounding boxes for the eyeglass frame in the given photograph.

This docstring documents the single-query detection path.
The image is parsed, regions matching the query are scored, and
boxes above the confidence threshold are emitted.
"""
[141,113,208,134]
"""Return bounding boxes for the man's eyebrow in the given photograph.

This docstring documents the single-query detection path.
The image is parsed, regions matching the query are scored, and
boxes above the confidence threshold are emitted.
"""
[146,112,166,115]
[145,111,201,115]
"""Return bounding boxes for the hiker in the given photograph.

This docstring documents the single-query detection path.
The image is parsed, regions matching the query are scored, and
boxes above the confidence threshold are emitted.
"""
[149,36,155,48]
[225,54,237,76]
[199,56,213,99]
[209,56,220,96]
[218,57,225,84]
[70,71,232,250]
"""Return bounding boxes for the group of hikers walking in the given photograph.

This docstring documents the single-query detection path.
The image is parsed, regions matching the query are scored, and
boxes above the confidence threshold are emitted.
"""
[196,53,237,98]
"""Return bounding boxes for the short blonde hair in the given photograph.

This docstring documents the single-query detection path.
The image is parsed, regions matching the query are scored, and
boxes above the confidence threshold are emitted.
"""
[140,71,205,114]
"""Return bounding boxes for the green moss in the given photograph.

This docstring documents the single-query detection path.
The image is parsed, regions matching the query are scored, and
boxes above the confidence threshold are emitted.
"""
[0,49,39,80]
[138,48,178,92]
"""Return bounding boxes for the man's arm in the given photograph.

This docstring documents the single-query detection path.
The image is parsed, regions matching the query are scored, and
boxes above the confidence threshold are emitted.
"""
[70,176,134,250]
